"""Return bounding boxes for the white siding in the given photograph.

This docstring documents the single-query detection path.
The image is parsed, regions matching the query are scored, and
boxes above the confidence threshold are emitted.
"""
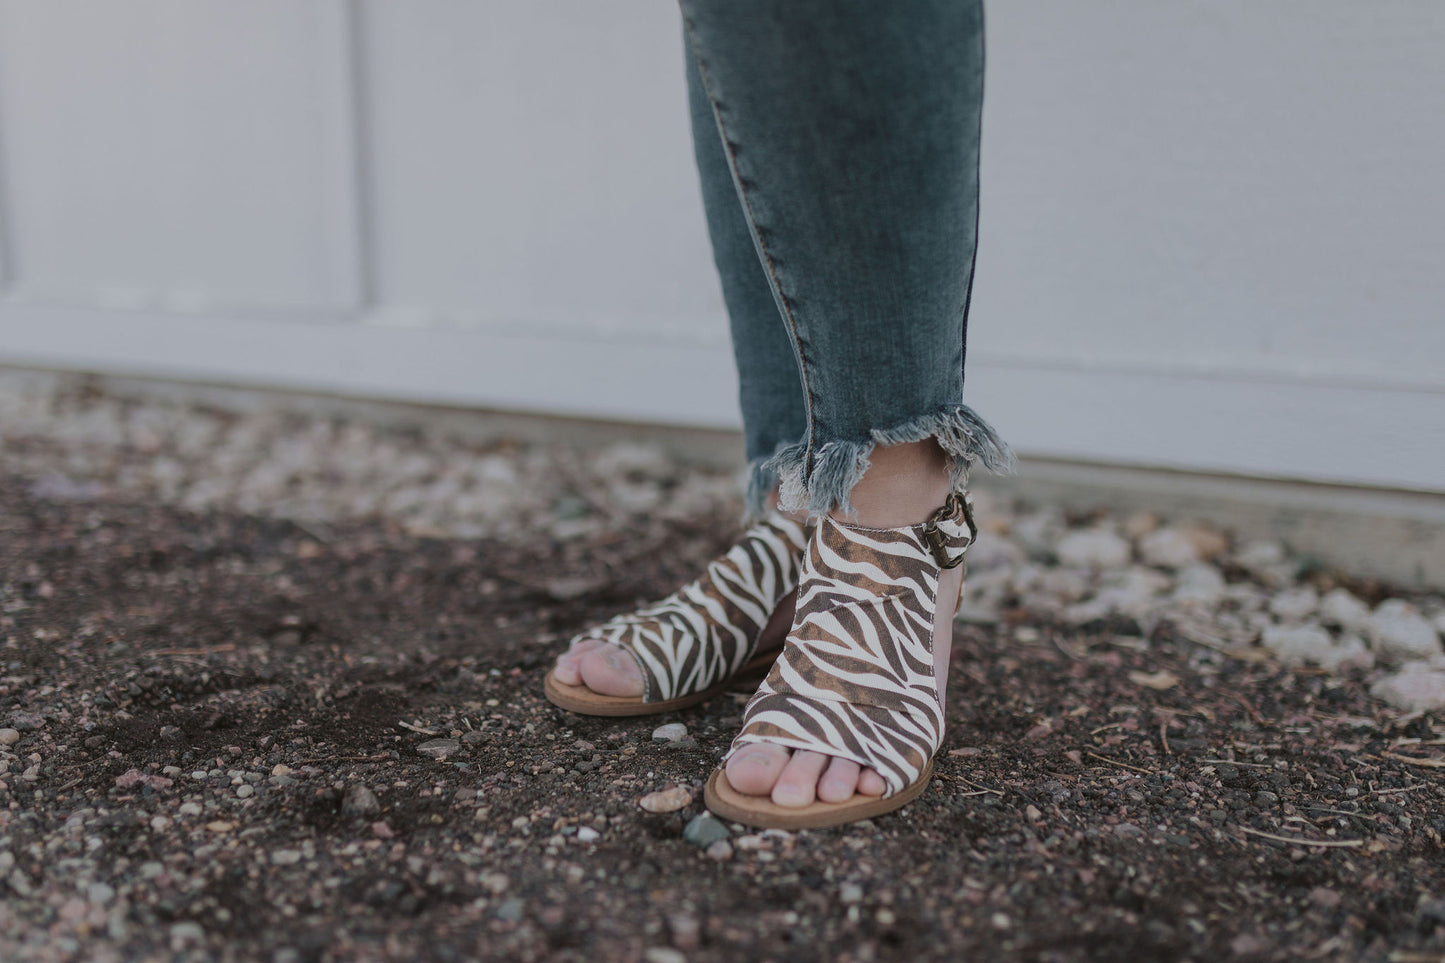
[0,1,1441,492]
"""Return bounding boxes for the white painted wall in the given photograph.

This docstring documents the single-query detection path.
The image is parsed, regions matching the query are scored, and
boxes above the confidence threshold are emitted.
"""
[0,1,1441,493]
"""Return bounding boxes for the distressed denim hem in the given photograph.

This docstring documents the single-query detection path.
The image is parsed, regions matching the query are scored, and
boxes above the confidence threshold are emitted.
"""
[764,403,1014,518]
[742,458,781,523]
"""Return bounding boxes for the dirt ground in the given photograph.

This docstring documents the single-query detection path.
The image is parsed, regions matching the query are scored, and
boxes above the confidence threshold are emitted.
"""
[1,469,1442,963]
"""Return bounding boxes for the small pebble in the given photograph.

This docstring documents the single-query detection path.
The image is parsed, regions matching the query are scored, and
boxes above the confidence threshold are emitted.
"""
[643,949,687,963]
[651,723,688,743]
[1056,530,1131,569]
[416,738,462,760]
[576,826,600,843]
[235,784,254,799]
[0,729,20,746]
[639,786,693,814]
[341,784,382,817]
[682,813,730,849]
[704,841,733,861]
[169,922,206,951]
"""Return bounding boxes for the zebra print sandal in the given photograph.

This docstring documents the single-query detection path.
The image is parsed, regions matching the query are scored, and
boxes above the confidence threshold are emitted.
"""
[703,491,976,829]
[543,513,810,717]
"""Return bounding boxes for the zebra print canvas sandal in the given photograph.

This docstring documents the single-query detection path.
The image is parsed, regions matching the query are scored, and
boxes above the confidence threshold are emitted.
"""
[543,513,811,717]
[704,491,976,829]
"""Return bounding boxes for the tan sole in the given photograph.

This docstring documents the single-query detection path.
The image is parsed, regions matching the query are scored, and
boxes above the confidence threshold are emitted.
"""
[542,648,778,717]
[703,759,934,830]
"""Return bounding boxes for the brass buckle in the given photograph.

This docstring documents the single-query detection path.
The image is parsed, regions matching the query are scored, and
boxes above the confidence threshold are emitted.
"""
[920,491,976,569]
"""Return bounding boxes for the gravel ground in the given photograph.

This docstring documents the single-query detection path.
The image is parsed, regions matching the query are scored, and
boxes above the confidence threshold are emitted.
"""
[1,372,1443,962]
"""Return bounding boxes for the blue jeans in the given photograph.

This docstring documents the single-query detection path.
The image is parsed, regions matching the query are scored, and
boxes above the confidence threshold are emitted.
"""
[681,0,1012,518]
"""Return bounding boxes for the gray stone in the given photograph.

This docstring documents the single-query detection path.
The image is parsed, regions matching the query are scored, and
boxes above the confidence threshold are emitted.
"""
[0,728,18,746]
[494,898,525,923]
[342,784,382,817]
[651,723,688,743]
[416,738,461,760]
[682,813,731,849]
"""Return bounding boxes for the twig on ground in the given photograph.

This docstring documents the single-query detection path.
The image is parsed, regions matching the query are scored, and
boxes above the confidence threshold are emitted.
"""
[1367,784,1432,795]
[146,644,236,657]
[1198,759,1276,769]
[398,721,440,736]
[957,777,1004,796]
[1236,826,1365,848]
[1086,752,1154,775]
[1382,752,1445,769]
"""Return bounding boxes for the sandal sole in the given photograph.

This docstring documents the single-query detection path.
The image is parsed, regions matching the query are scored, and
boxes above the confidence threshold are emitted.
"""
[542,648,778,717]
[703,759,933,830]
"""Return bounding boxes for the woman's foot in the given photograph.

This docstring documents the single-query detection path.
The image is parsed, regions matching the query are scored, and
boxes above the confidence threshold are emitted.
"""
[721,440,966,808]
[552,590,797,697]
[545,510,809,713]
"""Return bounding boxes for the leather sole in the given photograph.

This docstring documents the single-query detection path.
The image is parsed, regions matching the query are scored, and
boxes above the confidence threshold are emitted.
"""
[703,759,933,830]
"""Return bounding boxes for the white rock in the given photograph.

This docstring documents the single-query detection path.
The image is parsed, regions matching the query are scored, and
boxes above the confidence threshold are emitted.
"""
[1011,510,1065,559]
[1365,600,1443,661]
[1261,624,1336,666]
[1370,662,1445,712]
[1096,568,1173,616]
[1269,586,1320,623]
[1036,568,1090,604]
[1138,528,1202,569]
[1173,564,1227,607]
[1056,530,1131,569]
[1237,540,1286,569]
[1319,589,1371,631]
[966,535,1026,572]
[575,826,600,843]
[651,723,687,743]
[1318,634,1374,672]
[643,948,688,963]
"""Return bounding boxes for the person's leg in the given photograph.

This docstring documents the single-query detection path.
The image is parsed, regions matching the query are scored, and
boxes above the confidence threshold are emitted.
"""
[551,38,811,701]
[679,0,1011,808]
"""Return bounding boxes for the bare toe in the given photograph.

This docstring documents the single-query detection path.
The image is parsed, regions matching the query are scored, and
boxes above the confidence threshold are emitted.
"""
[858,769,887,796]
[726,744,791,796]
[817,757,862,803]
[553,640,608,685]
[772,750,829,808]
[577,645,644,698]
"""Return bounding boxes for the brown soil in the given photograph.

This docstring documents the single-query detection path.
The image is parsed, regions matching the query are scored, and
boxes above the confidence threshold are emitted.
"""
[1,474,1441,962]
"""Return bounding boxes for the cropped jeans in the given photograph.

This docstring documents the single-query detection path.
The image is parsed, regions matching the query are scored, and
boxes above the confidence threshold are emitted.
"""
[680,0,1012,519]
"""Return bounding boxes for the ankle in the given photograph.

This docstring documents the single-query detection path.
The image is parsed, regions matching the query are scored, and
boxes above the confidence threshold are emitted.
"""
[838,440,952,528]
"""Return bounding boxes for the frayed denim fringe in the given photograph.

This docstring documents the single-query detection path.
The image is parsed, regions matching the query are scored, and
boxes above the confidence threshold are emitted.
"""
[746,404,1014,520]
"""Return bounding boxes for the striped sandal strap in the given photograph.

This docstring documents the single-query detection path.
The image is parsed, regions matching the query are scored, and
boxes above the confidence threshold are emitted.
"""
[568,513,809,703]
[725,493,976,795]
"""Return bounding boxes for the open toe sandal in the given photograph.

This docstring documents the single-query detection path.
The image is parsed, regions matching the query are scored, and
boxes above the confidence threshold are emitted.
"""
[704,491,976,829]
[543,513,810,717]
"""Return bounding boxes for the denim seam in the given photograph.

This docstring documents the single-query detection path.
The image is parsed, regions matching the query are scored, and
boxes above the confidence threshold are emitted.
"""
[681,17,817,477]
